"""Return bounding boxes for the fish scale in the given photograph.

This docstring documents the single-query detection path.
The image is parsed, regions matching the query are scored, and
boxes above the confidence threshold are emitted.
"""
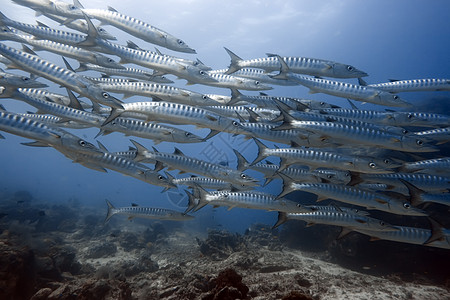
[204,72,272,90]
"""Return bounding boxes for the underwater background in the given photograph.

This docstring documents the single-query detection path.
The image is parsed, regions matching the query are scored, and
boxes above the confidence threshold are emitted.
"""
[0,1,449,299]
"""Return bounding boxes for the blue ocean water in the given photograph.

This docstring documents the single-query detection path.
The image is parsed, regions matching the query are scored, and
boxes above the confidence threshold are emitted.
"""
[0,0,449,240]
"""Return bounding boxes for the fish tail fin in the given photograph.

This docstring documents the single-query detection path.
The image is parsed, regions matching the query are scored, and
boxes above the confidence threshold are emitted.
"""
[224,47,242,75]
[234,149,249,172]
[102,107,123,126]
[104,199,116,222]
[270,55,290,80]
[272,212,288,229]
[162,171,176,192]
[191,184,210,212]
[227,88,243,106]
[275,173,295,199]
[75,62,88,72]
[184,189,197,214]
[250,138,268,165]
[347,171,363,186]
[399,179,424,207]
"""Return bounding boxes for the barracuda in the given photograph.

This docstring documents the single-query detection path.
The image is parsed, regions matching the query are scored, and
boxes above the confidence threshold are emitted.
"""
[76,62,173,83]
[277,177,427,217]
[202,71,273,90]
[400,179,450,208]
[81,6,196,53]
[366,78,450,93]
[0,108,100,155]
[61,147,174,188]
[203,106,278,122]
[401,157,450,175]
[0,43,124,109]
[272,210,398,236]
[209,68,299,86]
[17,113,90,129]
[413,127,450,143]
[103,101,246,138]
[15,88,203,144]
[349,172,450,192]
[12,33,124,70]
[354,221,450,250]
[252,138,396,173]
[126,41,211,71]
[78,14,215,84]
[163,172,253,192]
[190,186,311,213]
[273,119,436,153]
[224,47,368,78]
[0,66,47,88]
[130,140,260,187]
[96,81,220,106]
[105,200,194,222]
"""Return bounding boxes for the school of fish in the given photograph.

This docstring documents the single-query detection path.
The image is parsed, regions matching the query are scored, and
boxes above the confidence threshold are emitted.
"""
[0,0,449,250]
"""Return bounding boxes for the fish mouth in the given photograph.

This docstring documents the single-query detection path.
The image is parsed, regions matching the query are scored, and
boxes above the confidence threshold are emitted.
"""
[357,72,369,78]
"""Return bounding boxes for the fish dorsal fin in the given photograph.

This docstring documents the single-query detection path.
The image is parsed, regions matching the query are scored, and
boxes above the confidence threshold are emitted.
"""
[154,47,163,55]
[259,92,269,96]
[65,88,85,111]
[73,0,85,8]
[61,56,75,72]
[234,111,246,123]
[107,6,119,12]
[358,78,368,86]
[244,107,260,123]
[270,55,290,80]
[424,217,445,245]
[126,40,141,50]
[272,212,288,229]
[173,147,185,156]
[347,99,358,110]
[234,149,248,172]
[223,47,242,75]
[131,203,139,207]
[129,139,150,157]
[36,20,49,28]
[21,44,37,56]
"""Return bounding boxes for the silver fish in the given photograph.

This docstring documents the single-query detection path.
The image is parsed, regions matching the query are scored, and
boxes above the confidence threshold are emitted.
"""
[366,78,450,93]
[224,47,368,78]
[105,200,193,222]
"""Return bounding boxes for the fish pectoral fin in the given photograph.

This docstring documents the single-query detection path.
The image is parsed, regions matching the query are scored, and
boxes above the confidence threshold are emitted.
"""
[390,137,401,143]
[308,89,319,94]
[206,114,218,122]
[322,63,332,70]
[315,196,328,202]
[355,218,367,224]
[306,222,315,227]
[21,141,49,147]
[369,237,381,242]
[337,227,353,239]
[375,198,388,204]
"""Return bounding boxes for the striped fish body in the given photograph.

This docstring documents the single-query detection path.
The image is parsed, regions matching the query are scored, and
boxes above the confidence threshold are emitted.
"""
[209,68,299,86]
[0,66,47,88]
[354,226,450,249]
[291,75,412,107]
[402,157,450,175]
[120,101,244,133]
[390,112,450,127]
[203,72,273,90]
[353,173,450,192]
[283,210,396,232]
[0,43,122,108]
[204,106,278,122]
[81,8,195,53]
[65,150,172,187]
[413,127,450,143]
[283,120,436,152]
[368,78,450,93]
[105,200,193,222]
[0,110,99,154]
[283,182,426,216]
[98,81,219,106]
[206,191,309,213]
[318,108,394,125]
[76,62,173,83]
[90,40,213,84]
[17,113,90,129]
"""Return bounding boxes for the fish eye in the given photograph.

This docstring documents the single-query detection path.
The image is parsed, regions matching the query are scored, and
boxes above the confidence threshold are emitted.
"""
[107,58,114,63]
[327,174,333,179]
[255,81,260,85]
[232,121,239,126]
[199,70,205,75]
[402,129,408,134]
[78,140,86,147]
[393,95,399,100]
[369,162,377,168]
[177,39,185,45]
[202,95,207,100]
[22,77,29,81]
[383,159,390,164]
[346,65,354,71]
[407,113,413,119]
[158,175,164,180]
[69,5,77,10]
[320,102,325,105]
[379,221,385,226]
[416,139,423,146]
[240,173,247,179]
[403,202,411,209]
[99,28,105,33]
[102,92,109,98]
[185,132,191,136]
